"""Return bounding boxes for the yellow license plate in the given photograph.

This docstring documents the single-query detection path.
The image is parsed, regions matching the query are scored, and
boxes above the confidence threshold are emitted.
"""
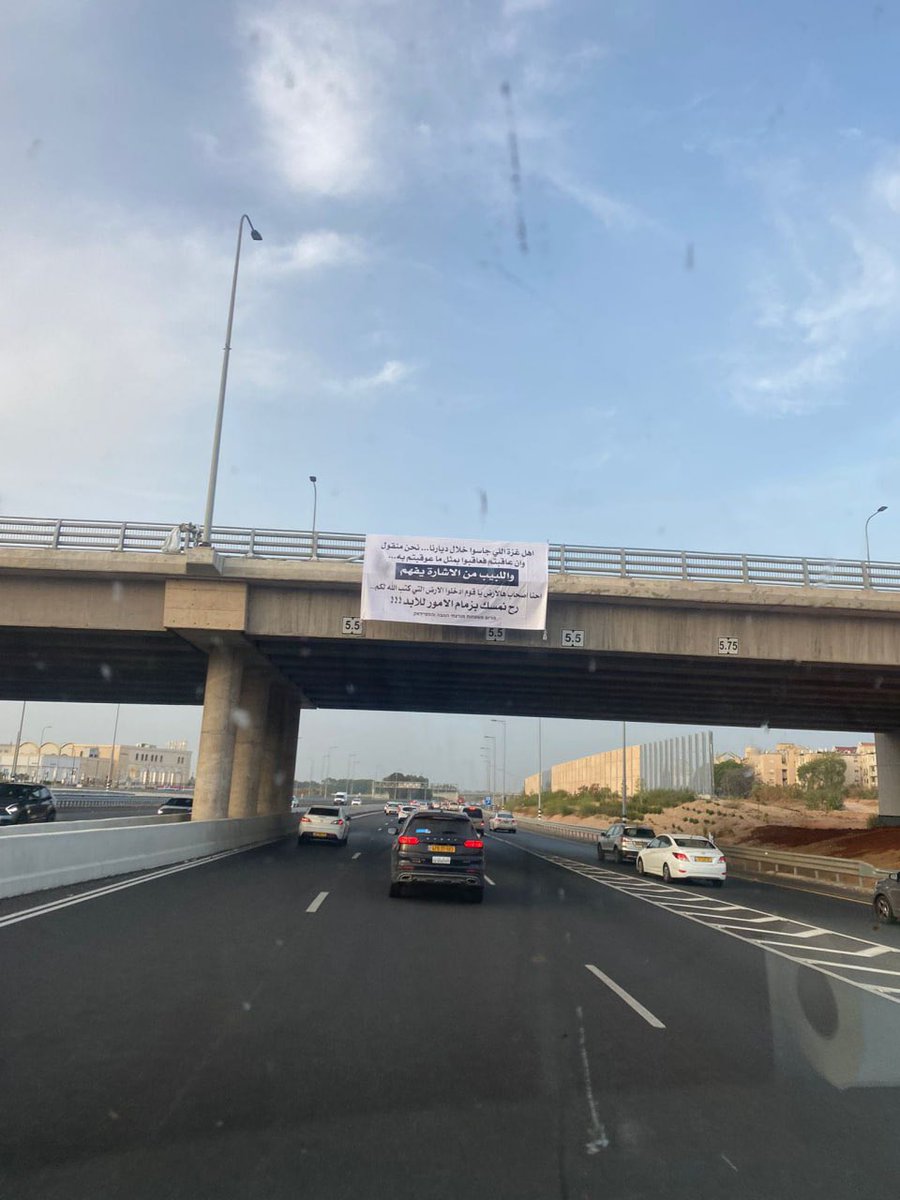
[429,844,455,853]
[695,856,712,862]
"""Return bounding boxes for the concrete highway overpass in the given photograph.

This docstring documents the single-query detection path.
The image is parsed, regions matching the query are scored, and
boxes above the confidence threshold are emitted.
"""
[5,537,900,819]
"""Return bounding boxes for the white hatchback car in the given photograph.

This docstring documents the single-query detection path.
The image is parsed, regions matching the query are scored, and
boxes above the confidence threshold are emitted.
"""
[636,834,725,886]
[298,804,350,846]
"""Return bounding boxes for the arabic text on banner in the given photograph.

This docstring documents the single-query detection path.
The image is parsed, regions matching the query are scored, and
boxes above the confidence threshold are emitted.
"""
[361,535,549,630]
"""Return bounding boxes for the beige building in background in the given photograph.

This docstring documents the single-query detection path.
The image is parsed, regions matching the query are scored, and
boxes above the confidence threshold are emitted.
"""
[0,740,192,787]
[743,741,877,790]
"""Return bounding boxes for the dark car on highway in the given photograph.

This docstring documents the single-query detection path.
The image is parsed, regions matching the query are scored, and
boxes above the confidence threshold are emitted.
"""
[389,811,485,902]
[157,796,193,816]
[0,783,56,825]
[874,871,900,923]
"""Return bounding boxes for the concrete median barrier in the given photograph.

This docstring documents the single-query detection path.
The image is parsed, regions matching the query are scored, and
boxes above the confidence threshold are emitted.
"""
[0,813,295,900]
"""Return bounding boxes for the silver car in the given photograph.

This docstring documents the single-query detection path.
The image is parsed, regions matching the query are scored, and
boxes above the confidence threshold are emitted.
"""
[597,822,656,864]
[874,871,900,923]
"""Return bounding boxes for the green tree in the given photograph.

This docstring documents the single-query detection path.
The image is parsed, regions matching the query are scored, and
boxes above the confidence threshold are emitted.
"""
[714,760,754,798]
[797,754,846,811]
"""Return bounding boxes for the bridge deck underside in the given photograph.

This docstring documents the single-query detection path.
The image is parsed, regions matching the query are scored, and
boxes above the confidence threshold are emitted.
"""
[2,627,899,730]
[256,637,900,731]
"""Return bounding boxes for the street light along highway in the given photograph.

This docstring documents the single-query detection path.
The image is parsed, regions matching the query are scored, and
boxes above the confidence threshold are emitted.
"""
[200,214,263,547]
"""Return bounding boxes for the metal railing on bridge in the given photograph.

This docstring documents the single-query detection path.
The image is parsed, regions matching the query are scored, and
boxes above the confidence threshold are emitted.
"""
[2,515,899,590]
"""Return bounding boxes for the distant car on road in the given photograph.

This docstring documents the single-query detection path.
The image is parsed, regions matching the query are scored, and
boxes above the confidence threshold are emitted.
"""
[157,796,192,816]
[636,834,726,886]
[0,783,56,825]
[350,798,363,806]
[874,871,900,923]
[299,804,349,846]
[396,804,416,822]
[384,801,399,815]
[389,810,485,902]
[597,823,655,864]
[462,805,485,834]
[489,811,517,833]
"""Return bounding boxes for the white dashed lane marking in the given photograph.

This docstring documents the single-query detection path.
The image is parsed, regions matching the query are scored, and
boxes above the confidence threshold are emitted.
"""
[585,964,666,1029]
[306,891,329,914]
[513,846,900,1006]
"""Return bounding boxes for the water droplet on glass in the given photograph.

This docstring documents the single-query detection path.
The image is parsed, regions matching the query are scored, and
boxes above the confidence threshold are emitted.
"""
[111,581,124,604]
[231,707,251,729]
[242,1001,252,1012]
[100,663,113,681]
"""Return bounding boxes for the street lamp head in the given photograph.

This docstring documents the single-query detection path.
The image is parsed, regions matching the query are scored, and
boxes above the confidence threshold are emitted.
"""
[878,505,888,513]
[250,227,263,241]
[309,475,317,484]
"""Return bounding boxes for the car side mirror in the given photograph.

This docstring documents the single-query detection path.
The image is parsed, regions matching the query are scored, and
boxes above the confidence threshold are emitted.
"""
[387,825,398,836]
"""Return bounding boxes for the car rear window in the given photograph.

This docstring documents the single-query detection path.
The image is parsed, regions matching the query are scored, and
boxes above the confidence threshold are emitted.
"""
[624,827,655,838]
[464,807,483,818]
[673,837,714,849]
[308,806,340,816]
[406,817,473,835]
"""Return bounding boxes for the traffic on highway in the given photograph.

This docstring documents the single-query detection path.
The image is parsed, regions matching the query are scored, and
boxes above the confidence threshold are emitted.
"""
[4,807,900,1199]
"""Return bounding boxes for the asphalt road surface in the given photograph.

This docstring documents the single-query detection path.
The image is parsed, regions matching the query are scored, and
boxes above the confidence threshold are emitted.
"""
[2,814,900,1199]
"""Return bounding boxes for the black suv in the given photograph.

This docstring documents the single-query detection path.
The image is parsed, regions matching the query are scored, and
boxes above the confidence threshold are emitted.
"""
[0,783,56,825]
[390,811,485,902]
[157,796,193,816]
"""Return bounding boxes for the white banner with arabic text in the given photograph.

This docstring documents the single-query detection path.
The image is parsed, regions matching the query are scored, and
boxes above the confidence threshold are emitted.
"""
[361,534,548,629]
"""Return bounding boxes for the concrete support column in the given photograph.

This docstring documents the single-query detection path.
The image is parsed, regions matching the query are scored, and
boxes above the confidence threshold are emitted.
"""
[276,697,301,814]
[257,685,288,815]
[875,732,900,825]
[227,667,272,818]
[193,644,244,821]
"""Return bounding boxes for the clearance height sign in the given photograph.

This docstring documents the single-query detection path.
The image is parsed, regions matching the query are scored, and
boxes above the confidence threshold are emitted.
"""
[361,535,549,630]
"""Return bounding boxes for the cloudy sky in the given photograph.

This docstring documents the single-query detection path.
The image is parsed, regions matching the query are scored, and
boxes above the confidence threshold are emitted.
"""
[2,0,899,788]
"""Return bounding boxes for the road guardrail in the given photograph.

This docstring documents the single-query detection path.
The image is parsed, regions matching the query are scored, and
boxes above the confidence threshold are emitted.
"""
[2,515,898,589]
[514,816,884,895]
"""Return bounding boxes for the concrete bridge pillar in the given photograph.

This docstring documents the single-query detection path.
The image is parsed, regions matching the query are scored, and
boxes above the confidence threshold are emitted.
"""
[875,732,900,826]
[227,666,271,818]
[257,685,289,815]
[277,696,301,813]
[193,644,244,821]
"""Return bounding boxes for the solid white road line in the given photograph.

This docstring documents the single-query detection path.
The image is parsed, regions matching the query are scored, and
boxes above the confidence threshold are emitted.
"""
[0,846,252,930]
[352,852,361,860]
[585,964,666,1029]
[306,891,329,914]
[484,875,496,886]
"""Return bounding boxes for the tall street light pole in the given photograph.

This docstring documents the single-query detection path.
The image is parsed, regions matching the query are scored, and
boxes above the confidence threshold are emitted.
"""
[200,213,263,546]
[10,700,26,781]
[106,704,121,789]
[621,721,628,819]
[309,476,318,558]
[537,717,543,820]
[483,734,497,801]
[865,505,888,585]
[490,718,507,806]
[36,724,52,781]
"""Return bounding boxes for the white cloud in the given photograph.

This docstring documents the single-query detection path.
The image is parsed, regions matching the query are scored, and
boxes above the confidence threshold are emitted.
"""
[345,359,416,392]
[260,230,368,275]
[503,0,555,16]
[729,161,900,416]
[545,171,648,231]
[241,5,387,197]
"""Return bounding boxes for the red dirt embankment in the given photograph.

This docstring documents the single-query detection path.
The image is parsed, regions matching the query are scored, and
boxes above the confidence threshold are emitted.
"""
[736,824,900,869]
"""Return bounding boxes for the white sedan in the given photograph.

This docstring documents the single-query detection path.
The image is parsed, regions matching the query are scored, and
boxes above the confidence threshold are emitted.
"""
[489,811,517,833]
[636,834,726,886]
[298,804,350,846]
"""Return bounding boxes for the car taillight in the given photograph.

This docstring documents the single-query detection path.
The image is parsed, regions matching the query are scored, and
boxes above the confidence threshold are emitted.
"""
[336,819,344,826]
[672,852,688,861]
[464,839,483,849]
[398,835,419,846]
[301,816,311,823]
[717,856,726,864]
